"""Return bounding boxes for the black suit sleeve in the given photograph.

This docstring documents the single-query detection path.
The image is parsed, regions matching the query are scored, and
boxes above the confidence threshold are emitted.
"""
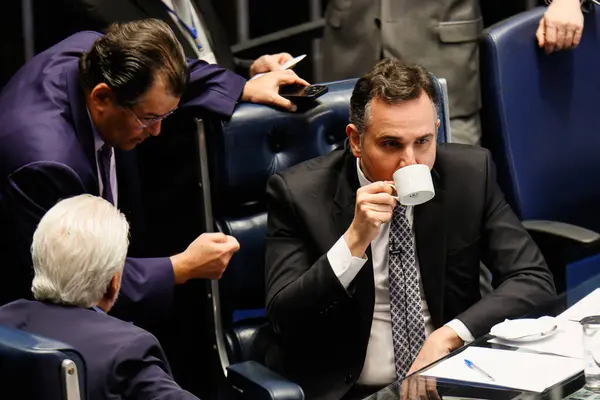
[115,330,199,400]
[265,173,353,336]
[455,152,556,337]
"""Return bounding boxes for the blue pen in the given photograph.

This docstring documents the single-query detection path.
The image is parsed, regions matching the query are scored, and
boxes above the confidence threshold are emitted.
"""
[464,359,495,382]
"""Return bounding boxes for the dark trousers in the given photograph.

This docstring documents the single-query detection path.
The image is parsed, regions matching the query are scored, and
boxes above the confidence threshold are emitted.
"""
[342,384,387,400]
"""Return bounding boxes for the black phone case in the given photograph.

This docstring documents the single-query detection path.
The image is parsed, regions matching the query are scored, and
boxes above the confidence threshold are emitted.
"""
[279,84,329,100]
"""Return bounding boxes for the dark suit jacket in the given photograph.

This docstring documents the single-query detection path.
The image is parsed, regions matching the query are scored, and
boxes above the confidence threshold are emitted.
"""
[0,31,245,327]
[0,300,199,400]
[265,144,556,400]
[33,0,235,69]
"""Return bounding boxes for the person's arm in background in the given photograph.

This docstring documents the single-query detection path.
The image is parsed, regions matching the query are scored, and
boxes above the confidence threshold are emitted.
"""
[537,0,587,53]
[182,58,309,116]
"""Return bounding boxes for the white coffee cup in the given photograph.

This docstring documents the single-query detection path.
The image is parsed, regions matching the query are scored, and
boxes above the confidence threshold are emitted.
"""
[389,164,435,206]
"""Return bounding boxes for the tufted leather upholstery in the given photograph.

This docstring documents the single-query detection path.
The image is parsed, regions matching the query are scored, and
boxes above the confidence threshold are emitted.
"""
[203,76,450,399]
[481,6,600,291]
[0,325,86,399]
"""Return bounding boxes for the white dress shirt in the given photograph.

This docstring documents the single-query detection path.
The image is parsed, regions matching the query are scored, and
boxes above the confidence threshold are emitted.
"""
[162,0,217,64]
[326,159,474,385]
[88,111,118,206]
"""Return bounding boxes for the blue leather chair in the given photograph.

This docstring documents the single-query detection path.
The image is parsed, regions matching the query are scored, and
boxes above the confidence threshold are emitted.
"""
[0,325,86,399]
[199,76,451,399]
[481,5,600,292]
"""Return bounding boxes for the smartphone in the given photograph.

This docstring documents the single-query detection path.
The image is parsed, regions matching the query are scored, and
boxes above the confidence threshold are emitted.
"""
[279,84,329,100]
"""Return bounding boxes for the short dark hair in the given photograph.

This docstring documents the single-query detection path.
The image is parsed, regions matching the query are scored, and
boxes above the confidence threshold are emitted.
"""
[349,59,438,134]
[79,19,188,107]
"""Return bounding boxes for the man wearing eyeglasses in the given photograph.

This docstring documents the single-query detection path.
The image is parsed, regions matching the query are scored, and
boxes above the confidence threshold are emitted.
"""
[0,19,306,327]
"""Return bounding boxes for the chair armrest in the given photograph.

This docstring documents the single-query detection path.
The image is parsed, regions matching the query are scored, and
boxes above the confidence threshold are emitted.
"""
[227,361,305,400]
[523,220,600,245]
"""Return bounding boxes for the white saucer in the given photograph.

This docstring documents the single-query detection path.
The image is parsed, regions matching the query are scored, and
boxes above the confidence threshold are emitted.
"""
[490,316,558,342]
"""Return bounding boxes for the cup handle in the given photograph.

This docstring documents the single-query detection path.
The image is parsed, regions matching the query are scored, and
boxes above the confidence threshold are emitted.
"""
[388,183,400,201]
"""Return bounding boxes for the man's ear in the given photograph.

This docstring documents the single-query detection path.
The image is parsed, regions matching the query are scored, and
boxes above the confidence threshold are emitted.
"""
[89,83,114,110]
[436,119,441,129]
[106,273,121,306]
[346,124,362,158]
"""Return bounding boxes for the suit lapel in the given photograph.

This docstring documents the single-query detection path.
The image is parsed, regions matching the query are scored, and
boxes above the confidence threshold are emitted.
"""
[333,150,375,337]
[133,0,199,58]
[64,63,100,195]
[414,167,446,328]
[332,148,359,244]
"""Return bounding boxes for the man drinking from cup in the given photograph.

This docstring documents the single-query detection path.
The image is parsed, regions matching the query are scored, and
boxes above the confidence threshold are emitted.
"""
[264,59,557,400]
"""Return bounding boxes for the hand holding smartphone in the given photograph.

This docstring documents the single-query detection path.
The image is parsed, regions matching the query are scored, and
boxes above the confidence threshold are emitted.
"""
[278,84,329,101]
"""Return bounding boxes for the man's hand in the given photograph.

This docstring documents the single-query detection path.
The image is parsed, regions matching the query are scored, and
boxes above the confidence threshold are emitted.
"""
[249,53,293,77]
[241,69,309,112]
[406,326,463,376]
[537,0,584,53]
[170,232,240,283]
[398,326,462,399]
[344,181,396,257]
[400,375,440,400]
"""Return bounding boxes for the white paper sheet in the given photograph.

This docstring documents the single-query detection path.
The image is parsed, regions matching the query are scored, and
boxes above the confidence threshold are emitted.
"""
[559,288,600,322]
[421,347,582,393]
[487,288,600,359]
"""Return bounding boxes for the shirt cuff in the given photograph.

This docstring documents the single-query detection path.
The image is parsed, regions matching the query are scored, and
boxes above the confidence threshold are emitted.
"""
[445,319,476,344]
[327,236,368,289]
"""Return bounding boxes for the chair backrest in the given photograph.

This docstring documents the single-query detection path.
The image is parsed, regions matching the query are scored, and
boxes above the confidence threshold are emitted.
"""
[481,6,600,231]
[0,325,86,399]
[201,75,451,371]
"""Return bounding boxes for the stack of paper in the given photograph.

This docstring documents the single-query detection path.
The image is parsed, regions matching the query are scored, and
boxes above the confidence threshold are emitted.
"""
[422,347,582,392]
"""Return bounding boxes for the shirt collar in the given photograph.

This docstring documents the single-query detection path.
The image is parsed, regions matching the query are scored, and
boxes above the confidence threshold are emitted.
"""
[356,158,371,188]
[86,107,105,154]
[91,306,105,314]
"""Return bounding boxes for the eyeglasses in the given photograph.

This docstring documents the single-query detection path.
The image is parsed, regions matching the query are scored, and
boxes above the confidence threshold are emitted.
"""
[125,106,178,130]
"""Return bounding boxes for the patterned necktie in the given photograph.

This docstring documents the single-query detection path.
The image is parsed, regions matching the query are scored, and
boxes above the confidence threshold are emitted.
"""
[388,203,426,379]
[97,144,114,205]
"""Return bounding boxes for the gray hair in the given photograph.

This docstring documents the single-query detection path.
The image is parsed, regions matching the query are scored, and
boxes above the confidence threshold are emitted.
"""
[31,195,130,308]
[349,58,439,135]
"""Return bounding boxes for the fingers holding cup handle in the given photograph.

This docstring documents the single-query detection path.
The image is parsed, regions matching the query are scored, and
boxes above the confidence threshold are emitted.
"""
[388,183,400,202]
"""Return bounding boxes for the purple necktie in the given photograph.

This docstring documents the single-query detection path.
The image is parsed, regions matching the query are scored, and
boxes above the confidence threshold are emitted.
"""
[97,144,114,205]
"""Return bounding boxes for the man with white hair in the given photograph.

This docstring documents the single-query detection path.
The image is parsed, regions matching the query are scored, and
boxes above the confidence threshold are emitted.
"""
[0,194,202,399]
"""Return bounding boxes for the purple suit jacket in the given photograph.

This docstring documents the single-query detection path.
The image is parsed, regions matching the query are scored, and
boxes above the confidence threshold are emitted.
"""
[0,31,246,326]
[0,300,200,400]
